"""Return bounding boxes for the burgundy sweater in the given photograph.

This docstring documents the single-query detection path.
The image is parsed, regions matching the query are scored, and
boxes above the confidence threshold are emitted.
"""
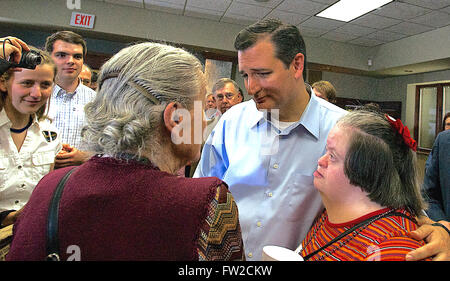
[7,156,224,261]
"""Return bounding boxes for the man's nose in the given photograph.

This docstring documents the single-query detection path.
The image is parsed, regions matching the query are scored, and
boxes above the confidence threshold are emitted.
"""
[66,55,75,64]
[246,76,260,96]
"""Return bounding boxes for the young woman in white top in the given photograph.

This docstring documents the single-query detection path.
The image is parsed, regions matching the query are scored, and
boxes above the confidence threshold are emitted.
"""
[0,47,62,227]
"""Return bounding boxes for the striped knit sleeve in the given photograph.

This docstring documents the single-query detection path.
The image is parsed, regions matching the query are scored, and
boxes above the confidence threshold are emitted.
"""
[364,236,431,261]
[197,182,245,261]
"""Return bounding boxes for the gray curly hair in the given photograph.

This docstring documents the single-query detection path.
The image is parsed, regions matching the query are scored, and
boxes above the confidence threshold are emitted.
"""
[82,42,205,157]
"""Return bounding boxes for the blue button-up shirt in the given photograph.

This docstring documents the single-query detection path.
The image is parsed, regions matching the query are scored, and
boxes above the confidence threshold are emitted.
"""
[194,93,347,260]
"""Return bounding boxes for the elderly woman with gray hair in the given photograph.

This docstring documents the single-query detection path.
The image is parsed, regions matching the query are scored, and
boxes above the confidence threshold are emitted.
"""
[7,42,245,261]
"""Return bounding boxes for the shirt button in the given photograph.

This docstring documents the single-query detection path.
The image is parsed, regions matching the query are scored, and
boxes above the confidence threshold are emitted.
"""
[273,163,279,169]
[248,252,253,258]
[18,165,22,169]
[15,200,19,204]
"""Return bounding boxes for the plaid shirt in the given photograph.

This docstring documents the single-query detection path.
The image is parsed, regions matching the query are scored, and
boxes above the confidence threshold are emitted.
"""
[47,81,96,149]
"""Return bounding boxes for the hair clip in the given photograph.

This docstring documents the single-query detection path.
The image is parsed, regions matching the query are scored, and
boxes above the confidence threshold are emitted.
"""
[385,114,417,151]
[98,72,120,90]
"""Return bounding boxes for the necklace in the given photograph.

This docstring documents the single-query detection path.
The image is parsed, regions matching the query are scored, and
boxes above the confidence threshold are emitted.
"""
[10,116,33,134]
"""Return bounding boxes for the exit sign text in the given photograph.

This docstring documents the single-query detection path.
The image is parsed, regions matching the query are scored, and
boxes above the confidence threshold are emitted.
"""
[70,12,95,29]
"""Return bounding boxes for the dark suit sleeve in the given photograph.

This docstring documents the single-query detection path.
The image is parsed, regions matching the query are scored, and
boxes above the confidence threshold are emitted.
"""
[422,132,446,221]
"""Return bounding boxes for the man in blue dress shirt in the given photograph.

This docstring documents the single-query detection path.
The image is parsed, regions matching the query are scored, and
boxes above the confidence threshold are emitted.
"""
[195,18,450,261]
[194,18,347,260]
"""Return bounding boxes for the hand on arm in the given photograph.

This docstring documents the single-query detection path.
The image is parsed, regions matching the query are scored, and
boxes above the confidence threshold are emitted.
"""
[406,216,450,261]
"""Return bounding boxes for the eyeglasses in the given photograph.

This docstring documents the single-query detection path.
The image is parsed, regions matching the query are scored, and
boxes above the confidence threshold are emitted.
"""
[216,93,237,101]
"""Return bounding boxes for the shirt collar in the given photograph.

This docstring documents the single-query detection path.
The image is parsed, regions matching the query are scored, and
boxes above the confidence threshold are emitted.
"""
[53,79,83,98]
[0,109,9,127]
[247,87,321,140]
[298,89,321,140]
[247,99,265,129]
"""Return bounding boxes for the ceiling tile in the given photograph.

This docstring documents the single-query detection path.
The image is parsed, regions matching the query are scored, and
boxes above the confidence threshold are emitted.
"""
[408,10,450,28]
[144,0,185,14]
[333,24,377,37]
[265,9,311,25]
[184,7,223,20]
[299,16,346,31]
[320,31,359,42]
[225,1,271,17]
[400,0,450,10]
[351,14,402,29]
[298,26,329,37]
[144,0,185,8]
[309,0,338,4]
[234,0,284,8]
[277,0,328,16]
[348,37,384,47]
[373,1,431,20]
[186,0,231,12]
[385,21,435,35]
[99,0,449,48]
[366,30,408,42]
[221,14,258,26]
[106,0,144,8]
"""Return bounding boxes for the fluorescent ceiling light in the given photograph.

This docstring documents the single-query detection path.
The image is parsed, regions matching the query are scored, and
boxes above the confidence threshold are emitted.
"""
[316,0,393,22]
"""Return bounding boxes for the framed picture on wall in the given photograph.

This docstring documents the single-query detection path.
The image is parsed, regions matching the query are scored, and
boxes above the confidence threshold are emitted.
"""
[204,59,234,94]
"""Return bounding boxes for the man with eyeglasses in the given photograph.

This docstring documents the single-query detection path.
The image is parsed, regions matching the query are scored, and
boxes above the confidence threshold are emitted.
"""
[212,78,244,114]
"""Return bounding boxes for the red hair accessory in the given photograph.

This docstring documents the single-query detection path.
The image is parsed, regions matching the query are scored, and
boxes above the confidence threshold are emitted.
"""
[385,114,417,151]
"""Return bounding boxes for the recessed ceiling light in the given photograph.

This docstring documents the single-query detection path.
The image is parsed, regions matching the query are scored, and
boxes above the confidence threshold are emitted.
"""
[316,0,393,22]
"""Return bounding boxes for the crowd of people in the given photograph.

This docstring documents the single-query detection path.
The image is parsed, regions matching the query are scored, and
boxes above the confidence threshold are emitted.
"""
[0,18,449,261]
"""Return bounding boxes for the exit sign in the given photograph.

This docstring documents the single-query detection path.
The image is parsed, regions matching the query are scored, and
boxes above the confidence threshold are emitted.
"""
[70,12,95,29]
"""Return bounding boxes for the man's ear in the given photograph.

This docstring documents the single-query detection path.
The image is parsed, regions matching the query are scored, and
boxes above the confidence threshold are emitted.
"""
[291,53,305,80]
[163,102,183,132]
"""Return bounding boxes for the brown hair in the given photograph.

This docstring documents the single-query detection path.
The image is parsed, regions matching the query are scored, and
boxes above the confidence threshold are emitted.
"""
[312,80,337,104]
[234,18,307,81]
[0,47,56,121]
[337,107,426,216]
[45,30,87,57]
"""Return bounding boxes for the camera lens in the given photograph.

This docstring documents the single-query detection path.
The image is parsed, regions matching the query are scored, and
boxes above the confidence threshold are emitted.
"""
[16,51,42,70]
[22,51,41,66]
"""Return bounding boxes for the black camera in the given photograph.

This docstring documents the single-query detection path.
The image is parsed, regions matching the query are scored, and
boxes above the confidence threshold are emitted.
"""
[13,50,42,70]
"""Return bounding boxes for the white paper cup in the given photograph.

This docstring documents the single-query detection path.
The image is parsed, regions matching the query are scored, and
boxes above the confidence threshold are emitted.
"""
[262,245,304,261]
